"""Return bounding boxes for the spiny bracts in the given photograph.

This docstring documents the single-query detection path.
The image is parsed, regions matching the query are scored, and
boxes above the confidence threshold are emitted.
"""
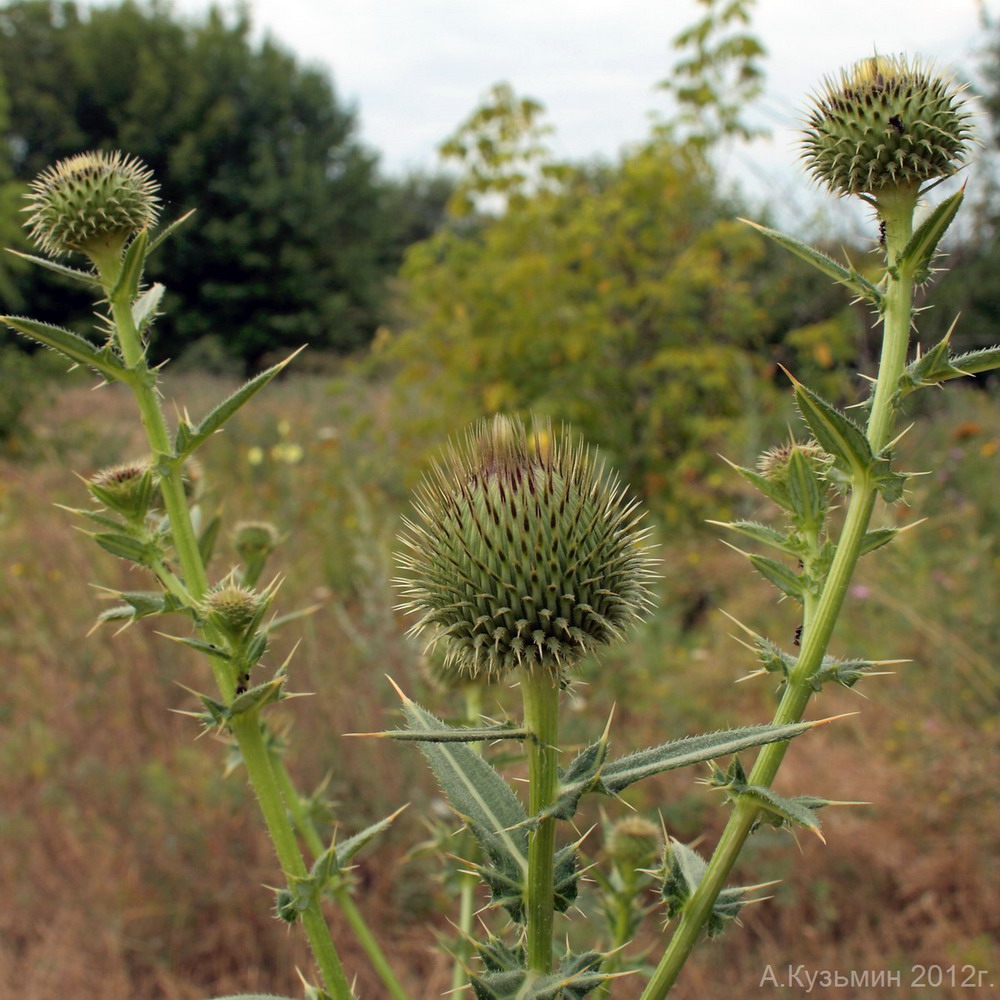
[396,415,656,681]
[800,55,974,198]
[23,150,160,260]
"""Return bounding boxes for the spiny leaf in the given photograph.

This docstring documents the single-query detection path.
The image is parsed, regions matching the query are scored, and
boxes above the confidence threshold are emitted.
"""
[742,219,883,306]
[951,345,1000,377]
[1,315,128,380]
[375,724,530,743]
[112,227,148,303]
[897,186,964,284]
[787,373,872,479]
[91,530,161,566]
[5,249,102,287]
[398,690,529,875]
[175,347,304,459]
[132,282,165,333]
[333,806,407,866]
[737,784,824,839]
[858,527,898,556]
[146,208,195,256]
[710,520,798,556]
[599,721,816,795]
[747,553,806,602]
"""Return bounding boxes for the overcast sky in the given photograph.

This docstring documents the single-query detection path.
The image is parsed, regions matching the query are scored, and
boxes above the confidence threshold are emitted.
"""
[169,0,994,224]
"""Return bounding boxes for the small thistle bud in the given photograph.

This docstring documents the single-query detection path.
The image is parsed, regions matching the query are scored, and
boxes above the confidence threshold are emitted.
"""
[89,460,155,520]
[396,415,656,682]
[800,55,974,198]
[204,582,265,641]
[23,150,160,263]
[757,441,829,484]
[606,817,662,870]
[233,521,281,563]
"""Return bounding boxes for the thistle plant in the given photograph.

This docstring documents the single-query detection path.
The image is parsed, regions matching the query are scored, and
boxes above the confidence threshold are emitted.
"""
[4,52,999,1000]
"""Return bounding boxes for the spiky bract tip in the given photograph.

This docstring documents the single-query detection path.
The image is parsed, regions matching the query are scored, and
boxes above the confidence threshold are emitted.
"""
[396,415,657,682]
[800,54,974,198]
[23,150,160,259]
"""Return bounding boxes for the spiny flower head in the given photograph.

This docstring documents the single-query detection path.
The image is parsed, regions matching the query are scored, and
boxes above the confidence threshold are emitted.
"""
[88,459,155,519]
[396,415,656,682]
[800,55,974,198]
[204,581,267,642]
[23,150,160,260]
[606,816,663,870]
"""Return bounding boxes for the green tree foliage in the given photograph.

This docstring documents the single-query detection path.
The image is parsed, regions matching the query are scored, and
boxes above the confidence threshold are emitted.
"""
[385,110,853,522]
[0,0,392,368]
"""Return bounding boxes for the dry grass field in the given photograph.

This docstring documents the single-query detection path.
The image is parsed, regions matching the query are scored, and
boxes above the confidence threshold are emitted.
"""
[0,367,997,1000]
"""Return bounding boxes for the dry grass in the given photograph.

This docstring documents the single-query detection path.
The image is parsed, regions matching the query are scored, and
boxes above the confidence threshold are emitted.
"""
[0,372,997,999]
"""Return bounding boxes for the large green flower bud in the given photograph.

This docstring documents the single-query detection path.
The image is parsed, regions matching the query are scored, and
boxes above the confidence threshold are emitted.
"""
[800,55,974,198]
[23,150,160,263]
[397,415,656,681]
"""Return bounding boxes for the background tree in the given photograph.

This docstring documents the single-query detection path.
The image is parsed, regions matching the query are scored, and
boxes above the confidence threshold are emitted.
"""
[0,0,397,369]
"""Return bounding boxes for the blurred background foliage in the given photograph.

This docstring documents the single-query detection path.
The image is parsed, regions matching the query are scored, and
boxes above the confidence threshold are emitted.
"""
[0,0,998,997]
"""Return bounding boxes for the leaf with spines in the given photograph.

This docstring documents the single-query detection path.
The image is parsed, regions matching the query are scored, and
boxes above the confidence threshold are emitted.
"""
[597,721,817,796]
[174,347,304,459]
[735,785,825,839]
[1,315,129,381]
[661,839,754,937]
[132,282,165,334]
[5,249,102,288]
[741,220,883,307]
[951,345,1000,377]
[785,447,827,532]
[471,950,610,1000]
[373,723,530,743]
[747,552,807,602]
[710,520,799,557]
[91,529,163,567]
[524,731,609,825]
[111,227,148,303]
[145,208,195,256]
[897,187,964,285]
[786,372,873,481]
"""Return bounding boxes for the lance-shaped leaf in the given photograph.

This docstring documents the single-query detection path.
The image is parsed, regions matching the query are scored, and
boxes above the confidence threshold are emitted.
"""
[1,315,129,381]
[332,806,407,868]
[742,219,883,307]
[132,282,165,334]
[709,519,798,557]
[375,723,530,743]
[897,187,964,284]
[524,730,610,825]
[174,347,304,459]
[661,839,753,938]
[96,589,186,624]
[598,721,816,796]
[91,530,163,566]
[785,447,827,531]
[146,208,195,256]
[858,527,898,556]
[951,344,1000,378]
[229,675,286,717]
[398,691,529,880]
[111,228,148,303]
[748,553,807,602]
[207,995,299,1000]
[721,457,792,512]
[736,785,824,839]
[786,372,873,480]
[472,951,609,1000]
[5,249,102,288]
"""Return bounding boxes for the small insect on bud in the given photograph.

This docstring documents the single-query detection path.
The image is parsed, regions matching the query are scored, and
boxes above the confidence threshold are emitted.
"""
[88,460,155,520]
[23,150,160,265]
[204,582,266,642]
[606,816,663,871]
[800,55,974,199]
[396,415,657,682]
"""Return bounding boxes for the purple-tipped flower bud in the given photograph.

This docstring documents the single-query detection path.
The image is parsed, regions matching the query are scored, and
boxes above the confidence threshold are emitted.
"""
[397,415,656,682]
[89,460,155,520]
[800,55,974,198]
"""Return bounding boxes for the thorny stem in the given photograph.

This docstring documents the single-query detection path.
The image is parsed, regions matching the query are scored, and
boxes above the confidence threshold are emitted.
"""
[640,190,918,1000]
[96,253,357,1000]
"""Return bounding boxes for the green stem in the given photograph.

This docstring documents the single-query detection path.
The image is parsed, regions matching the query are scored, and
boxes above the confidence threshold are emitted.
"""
[94,253,356,997]
[232,715,355,1000]
[521,666,562,975]
[640,190,918,1000]
[271,752,411,1000]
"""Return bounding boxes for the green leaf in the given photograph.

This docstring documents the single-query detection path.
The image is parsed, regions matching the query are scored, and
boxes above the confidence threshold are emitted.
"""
[229,676,285,717]
[5,249,102,288]
[712,520,798,556]
[198,509,223,565]
[112,228,148,303]
[92,531,161,566]
[333,807,406,867]
[132,282,165,333]
[661,839,748,937]
[175,348,303,459]
[952,345,1000,377]
[739,785,823,837]
[400,694,529,880]
[599,721,815,795]
[527,735,609,824]
[1,315,128,381]
[146,208,195,256]
[785,447,826,530]
[790,377,872,480]
[898,187,964,284]
[379,724,530,743]
[858,527,897,556]
[206,996,298,999]
[721,458,790,512]
[748,553,805,602]
[742,219,883,307]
